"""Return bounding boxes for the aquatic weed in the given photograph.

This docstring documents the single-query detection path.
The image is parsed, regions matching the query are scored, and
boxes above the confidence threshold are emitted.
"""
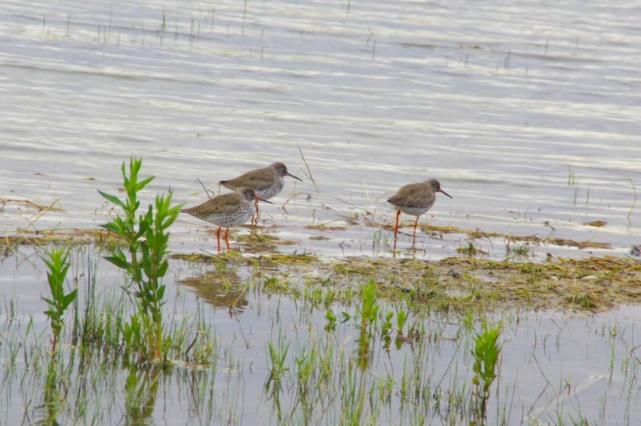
[99,158,181,362]
[42,248,76,353]
[471,322,502,424]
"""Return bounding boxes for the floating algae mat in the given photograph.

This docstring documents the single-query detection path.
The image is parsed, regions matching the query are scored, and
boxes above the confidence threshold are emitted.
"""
[170,251,641,312]
[3,227,640,314]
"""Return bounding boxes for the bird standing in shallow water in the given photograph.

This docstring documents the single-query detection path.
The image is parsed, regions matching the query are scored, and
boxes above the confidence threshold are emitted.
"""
[387,179,452,247]
[219,162,302,225]
[182,187,271,252]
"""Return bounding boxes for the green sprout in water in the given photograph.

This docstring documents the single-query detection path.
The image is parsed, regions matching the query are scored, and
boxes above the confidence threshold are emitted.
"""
[357,280,379,368]
[266,340,289,388]
[395,306,409,349]
[471,322,502,425]
[99,158,181,363]
[396,307,408,335]
[295,346,318,423]
[265,338,289,420]
[360,280,379,326]
[42,248,76,353]
[381,311,393,351]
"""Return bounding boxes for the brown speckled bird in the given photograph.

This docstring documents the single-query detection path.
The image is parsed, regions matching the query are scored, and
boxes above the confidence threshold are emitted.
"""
[220,162,302,225]
[182,187,271,252]
[387,178,452,245]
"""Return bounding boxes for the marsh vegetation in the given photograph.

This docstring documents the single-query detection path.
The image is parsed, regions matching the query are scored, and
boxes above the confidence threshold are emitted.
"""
[1,159,640,424]
[3,243,641,424]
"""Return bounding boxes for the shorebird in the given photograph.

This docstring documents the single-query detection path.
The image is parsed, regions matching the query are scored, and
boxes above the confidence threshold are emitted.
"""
[387,179,452,246]
[182,187,272,252]
[220,162,302,225]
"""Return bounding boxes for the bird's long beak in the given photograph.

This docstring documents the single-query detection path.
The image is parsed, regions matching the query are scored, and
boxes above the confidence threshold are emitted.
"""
[286,172,303,182]
[439,189,453,199]
[256,196,273,204]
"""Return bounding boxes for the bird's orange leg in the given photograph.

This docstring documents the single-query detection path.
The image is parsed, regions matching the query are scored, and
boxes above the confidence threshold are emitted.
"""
[216,227,221,253]
[392,210,401,252]
[393,210,401,236]
[412,216,419,246]
[224,228,230,251]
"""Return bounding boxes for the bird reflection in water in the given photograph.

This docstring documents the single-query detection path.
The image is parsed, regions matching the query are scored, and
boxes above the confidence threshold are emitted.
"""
[179,269,248,316]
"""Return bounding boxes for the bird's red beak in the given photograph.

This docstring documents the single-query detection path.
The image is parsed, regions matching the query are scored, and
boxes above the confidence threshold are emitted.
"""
[439,189,453,199]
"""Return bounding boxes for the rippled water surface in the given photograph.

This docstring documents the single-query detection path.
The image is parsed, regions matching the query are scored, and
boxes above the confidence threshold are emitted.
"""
[1,0,640,257]
[2,2,641,423]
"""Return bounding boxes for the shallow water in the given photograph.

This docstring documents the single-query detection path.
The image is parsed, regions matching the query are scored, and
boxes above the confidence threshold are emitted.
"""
[2,248,641,424]
[1,0,640,258]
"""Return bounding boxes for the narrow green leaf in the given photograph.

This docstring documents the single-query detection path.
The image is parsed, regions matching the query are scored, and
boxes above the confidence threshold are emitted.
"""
[98,190,125,208]
[136,176,154,191]
[105,254,131,270]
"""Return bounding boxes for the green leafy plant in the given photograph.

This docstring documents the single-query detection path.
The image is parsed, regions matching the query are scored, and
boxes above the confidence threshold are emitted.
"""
[360,280,379,326]
[357,280,379,368]
[396,307,408,335]
[295,347,317,400]
[394,307,410,349]
[295,346,318,424]
[471,322,502,425]
[99,158,181,362]
[42,248,77,352]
